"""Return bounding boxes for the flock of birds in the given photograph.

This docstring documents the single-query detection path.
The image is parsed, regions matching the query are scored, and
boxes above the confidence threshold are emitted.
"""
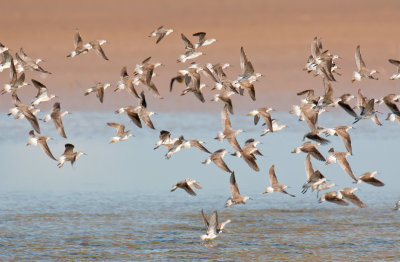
[1,27,400,242]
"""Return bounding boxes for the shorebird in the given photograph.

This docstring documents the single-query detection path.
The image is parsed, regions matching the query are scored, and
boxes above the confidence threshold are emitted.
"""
[299,103,320,134]
[291,141,325,161]
[200,210,230,241]
[319,191,349,206]
[107,122,132,143]
[44,102,69,138]
[302,154,332,195]
[179,67,206,103]
[31,79,57,106]
[231,140,260,172]
[263,165,295,197]
[15,48,51,74]
[237,46,262,83]
[67,29,89,58]
[165,136,185,159]
[57,143,86,168]
[11,91,41,133]
[84,82,110,103]
[225,172,251,207]
[177,33,203,63]
[1,58,28,95]
[154,130,179,150]
[248,107,274,132]
[388,59,400,80]
[353,99,382,126]
[67,29,108,60]
[27,130,56,161]
[134,57,163,99]
[211,90,236,114]
[171,179,202,196]
[352,45,378,82]
[202,149,232,173]
[323,126,353,155]
[115,66,140,99]
[339,187,366,208]
[149,26,173,44]
[193,32,216,49]
[357,171,384,187]
[261,119,286,136]
[326,148,358,183]
[306,37,337,81]
[215,105,243,152]
[317,79,340,108]
[115,92,155,129]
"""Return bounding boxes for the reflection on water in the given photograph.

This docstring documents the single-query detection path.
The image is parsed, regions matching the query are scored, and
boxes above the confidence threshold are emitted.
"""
[0,112,400,260]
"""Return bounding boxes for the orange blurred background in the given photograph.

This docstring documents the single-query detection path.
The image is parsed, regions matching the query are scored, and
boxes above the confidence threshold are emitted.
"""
[1,0,400,112]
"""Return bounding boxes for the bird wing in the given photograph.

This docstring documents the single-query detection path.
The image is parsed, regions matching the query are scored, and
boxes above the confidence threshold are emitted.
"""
[181,33,194,50]
[187,179,202,189]
[340,189,367,208]
[243,153,259,171]
[31,79,48,98]
[212,151,232,173]
[310,37,320,58]
[138,107,155,129]
[360,175,385,187]
[383,94,400,113]
[389,59,400,73]
[355,45,366,71]
[96,84,105,103]
[207,211,218,236]
[259,111,273,133]
[51,112,67,138]
[193,32,206,43]
[38,138,57,161]
[305,154,314,180]
[337,156,357,182]
[221,105,232,130]
[338,101,358,118]
[170,75,184,92]
[189,140,210,153]
[89,41,109,60]
[268,165,279,186]
[182,183,196,196]
[73,29,84,49]
[240,46,248,74]
[64,143,75,154]
[336,129,352,155]
[22,107,41,134]
[230,172,241,199]
[304,132,330,145]
[310,147,326,161]
[201,209,209,229]
[126,110,142,128]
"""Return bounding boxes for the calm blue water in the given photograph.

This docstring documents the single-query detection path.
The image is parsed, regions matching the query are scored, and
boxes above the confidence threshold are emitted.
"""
[0,110,399,260]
